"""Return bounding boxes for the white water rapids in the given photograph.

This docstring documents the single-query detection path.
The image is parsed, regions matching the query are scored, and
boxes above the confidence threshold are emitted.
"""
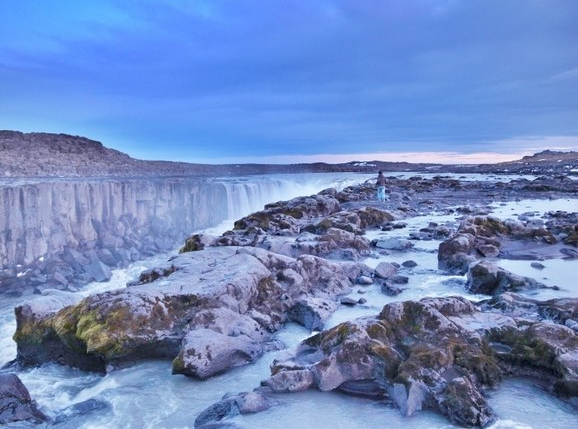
[1,172,577,429]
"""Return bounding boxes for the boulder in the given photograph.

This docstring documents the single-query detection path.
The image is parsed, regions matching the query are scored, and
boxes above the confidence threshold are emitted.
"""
[381,282,404,296]
[437,233,476,275]
[234,193,341,234]
[180,234,219,253]
[0,373,47,425]
[372,238,414,251]
[187,308,270,342]
[288,297,338,331]
[466,260,548,295]
[172,329,263,379]
[194,391,274,428]
[374,262,398,279]
[83,259,112,282]
[263,367,315,393]
[53,398,112,425]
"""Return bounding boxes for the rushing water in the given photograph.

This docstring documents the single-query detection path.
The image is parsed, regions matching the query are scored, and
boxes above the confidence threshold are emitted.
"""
[1,173,577,429]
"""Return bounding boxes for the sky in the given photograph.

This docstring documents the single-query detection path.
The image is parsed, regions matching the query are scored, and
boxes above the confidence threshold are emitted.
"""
[0,0,577,164]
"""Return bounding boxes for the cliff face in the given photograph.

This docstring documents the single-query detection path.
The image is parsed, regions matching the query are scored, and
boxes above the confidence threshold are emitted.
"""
[0,178,229,294]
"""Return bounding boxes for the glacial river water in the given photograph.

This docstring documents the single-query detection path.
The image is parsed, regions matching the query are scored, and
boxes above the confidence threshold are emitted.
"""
[1,172,577,428]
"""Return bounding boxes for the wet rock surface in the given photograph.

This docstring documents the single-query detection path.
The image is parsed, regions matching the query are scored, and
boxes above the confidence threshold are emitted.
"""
[0,373,47,425]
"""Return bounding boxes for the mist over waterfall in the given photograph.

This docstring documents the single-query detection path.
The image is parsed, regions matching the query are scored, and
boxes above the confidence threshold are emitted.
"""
[213,173,367,220]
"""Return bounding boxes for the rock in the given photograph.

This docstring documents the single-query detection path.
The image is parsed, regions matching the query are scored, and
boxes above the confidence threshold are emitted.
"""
[372,238,414,251]
[54,398,112,424]
[193,391,274,428]
[389,275,409,284]
[340,297,359,306]
[436,376,495,427]
[235,193,341,234]
[0,373,47,424]
[438,233,476,275]
[466,260,547,295]
[356,275,374,285]
[288,297,338,331]
[181,234,219,253]
[381,282,404,296]
[476,244,500,258]
[14,247,353,373]
[438,215,560,275]
[263,297,501,426]
[374,262,398,279]
[264,368,315,392]
[401,260,418,268]
[196,423,240,429]
[83,259,112,282]
[564,319,578,332]
[188,308,270,342]
[531,261,546,270]
[172,328,263,379]
[560,247,578,258]
[97,248,118,266]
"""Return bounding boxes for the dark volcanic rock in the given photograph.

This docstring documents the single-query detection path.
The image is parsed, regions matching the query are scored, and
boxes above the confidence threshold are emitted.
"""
[0,373,47,425]
[54,398,112,425]
[194,391,274,428]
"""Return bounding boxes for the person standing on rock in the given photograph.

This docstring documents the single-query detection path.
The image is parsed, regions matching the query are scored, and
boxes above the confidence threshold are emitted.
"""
[376,170,387,202]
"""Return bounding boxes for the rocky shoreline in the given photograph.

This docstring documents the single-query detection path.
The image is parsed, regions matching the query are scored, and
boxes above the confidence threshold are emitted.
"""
[3,172,578,427]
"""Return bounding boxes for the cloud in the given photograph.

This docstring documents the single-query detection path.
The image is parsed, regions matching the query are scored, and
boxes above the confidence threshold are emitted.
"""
[0,0,577,162]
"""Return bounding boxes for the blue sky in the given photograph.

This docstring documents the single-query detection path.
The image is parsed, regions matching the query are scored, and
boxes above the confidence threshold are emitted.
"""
[1,0,577,164]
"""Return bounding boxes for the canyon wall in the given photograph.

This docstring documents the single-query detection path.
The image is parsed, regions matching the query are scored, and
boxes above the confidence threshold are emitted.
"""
[0,178,229,294]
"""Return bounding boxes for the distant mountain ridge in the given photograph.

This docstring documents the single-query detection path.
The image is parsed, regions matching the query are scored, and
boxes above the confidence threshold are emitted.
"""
[1,130,577,178]
[0,130,434,177]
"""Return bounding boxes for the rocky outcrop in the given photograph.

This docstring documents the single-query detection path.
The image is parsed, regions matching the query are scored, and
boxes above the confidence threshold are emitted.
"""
[181,190,394,261]
[263,296,500,427]
[438,215,558,275]
[0,373,47,425]
[13,247,353,374]
[261,294,578,426]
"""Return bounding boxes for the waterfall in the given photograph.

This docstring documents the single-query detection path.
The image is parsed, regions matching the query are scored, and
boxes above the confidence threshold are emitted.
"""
[214,172,373,220]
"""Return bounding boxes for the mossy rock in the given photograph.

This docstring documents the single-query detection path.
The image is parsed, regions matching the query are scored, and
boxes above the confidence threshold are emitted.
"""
[318,322,361,354]
[357,206,395,229]
[472,216,510,236]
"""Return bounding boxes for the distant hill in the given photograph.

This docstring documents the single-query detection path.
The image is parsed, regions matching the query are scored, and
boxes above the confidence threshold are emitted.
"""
[0,130,436,178]
[1,130,577,178]
[472,149,578,175]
